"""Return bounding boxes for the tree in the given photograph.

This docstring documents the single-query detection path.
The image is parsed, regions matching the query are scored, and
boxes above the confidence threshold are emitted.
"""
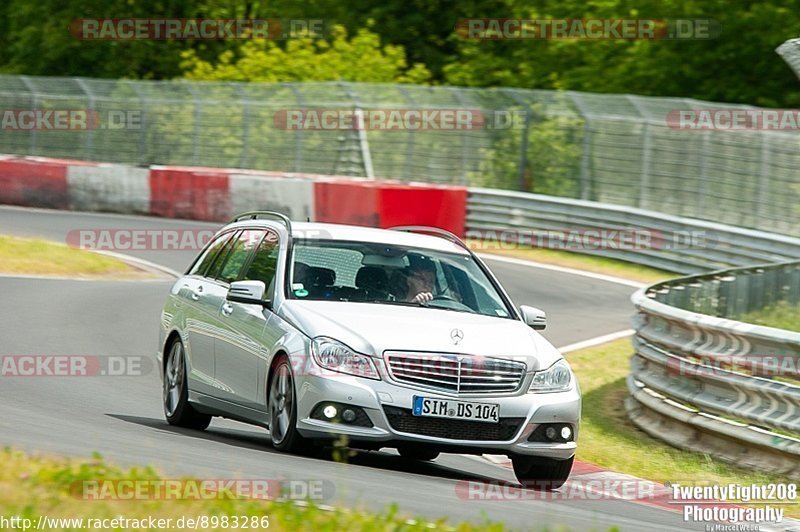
[180,25,430,83]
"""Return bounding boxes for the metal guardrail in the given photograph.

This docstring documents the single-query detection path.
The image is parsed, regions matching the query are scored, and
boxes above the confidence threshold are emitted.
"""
[467,188,800,476]
[466,188,800,274]
[629,262,800,477]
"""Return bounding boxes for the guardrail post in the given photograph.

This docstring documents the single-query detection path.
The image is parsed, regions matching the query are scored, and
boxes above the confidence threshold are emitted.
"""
[790,265,800,305]
[748,269,765,313]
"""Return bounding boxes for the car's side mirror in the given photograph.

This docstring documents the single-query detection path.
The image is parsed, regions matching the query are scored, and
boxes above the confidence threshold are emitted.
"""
[520,305,546,330]
[227,280,269,306]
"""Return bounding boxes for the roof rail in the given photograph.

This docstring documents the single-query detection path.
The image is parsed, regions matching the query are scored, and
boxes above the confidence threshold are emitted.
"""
[229,211,292,233]
[388,225,469,252]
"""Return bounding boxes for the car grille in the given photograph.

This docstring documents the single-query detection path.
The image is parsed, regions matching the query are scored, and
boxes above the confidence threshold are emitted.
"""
[384,351,526,394]
[383,406,524,441]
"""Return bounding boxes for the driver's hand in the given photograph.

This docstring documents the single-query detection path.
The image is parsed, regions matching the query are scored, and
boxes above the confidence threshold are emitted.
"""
[412,292,433,304]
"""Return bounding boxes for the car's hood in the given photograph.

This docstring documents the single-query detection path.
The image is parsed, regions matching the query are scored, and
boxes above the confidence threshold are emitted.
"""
[278,300,561,371]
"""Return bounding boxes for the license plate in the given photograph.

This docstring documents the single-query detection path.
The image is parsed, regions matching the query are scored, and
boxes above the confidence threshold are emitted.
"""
[412,396,499,423]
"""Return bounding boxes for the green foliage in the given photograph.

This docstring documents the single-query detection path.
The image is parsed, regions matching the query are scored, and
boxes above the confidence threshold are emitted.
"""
[180,25,430,83]
[2,0,800,106]
[467,108,584,195]
[2,448,502,530]
[739,301,800,331]
[442,0,800,107]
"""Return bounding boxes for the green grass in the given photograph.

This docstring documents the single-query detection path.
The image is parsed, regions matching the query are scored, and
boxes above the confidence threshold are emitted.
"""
[0,448,526,531]
[0,235,140,277]
[739,301,800,332]
[568,338,800,518]
[466,239,675,284]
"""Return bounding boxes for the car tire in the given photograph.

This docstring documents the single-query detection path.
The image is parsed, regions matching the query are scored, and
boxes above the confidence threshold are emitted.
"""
[397,445,440,461]
[163,339,212,430]
[511,455,574,490]
[268,356,310,453]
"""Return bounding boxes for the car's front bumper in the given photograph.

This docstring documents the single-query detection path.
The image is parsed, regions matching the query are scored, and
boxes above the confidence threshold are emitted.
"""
[294,371,580,460]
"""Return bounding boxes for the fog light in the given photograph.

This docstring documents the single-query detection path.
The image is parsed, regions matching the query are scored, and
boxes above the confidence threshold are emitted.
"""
[323,405,338,419]
[561,425,572,440]
[342,409,356,423]
[545,426,557,440]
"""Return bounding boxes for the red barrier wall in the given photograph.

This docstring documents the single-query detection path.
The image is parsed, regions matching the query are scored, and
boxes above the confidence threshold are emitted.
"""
[0,158,71,209]
[378,184,467,236]
[0,156,469,234]
[149,166,231,222]
[314,180,467,236]
[314,180,381,227]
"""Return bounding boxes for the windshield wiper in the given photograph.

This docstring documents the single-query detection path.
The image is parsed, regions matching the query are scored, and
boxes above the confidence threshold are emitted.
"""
[366,300,424,307]
[365,299,478,314]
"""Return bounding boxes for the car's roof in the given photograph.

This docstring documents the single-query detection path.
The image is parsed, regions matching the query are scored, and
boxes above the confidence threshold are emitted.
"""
[228,220,469,255]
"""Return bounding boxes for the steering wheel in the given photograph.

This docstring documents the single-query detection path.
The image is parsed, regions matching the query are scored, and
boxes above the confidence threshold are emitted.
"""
[428,294,473,312]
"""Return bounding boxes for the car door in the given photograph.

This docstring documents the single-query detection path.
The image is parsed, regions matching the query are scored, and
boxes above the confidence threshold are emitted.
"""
[180,230,238,396]
[211,229,270,409]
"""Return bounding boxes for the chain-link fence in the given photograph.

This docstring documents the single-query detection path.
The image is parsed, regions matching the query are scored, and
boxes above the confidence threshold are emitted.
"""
[1,74,798,237]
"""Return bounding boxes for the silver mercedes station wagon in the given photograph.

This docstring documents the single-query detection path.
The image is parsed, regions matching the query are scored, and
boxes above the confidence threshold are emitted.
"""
[158,212,580,487]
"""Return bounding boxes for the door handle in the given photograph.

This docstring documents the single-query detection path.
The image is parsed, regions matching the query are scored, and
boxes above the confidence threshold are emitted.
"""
[190,285,203,301]
[221,302,233,316]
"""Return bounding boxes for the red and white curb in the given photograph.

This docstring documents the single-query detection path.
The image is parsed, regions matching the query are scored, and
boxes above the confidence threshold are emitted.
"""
[476,455,800,531]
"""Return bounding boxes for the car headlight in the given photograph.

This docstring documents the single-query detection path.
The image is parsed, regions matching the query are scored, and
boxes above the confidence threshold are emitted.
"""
[311,337,380,380]
[528,359,572,393]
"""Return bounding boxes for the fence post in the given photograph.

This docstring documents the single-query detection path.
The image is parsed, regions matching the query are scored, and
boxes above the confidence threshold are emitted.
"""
[236,83,251,169]
[449,86,472,186]
[287,83,306,173]
[626,95,652,210]
[397,85,418,182]
[505,89,531,192]
[568,91,592,200]
[696,132,710,216]
[757,131,772,229]
[185,83,202,166]
[19,76,39,155]
[124,80,149,165]
[75,77,95,161]
[338,82,374,178]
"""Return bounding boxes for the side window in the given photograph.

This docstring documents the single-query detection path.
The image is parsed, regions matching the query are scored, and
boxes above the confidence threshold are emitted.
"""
[215,230,266,284]
[188,231,234,277]
[206,230,241,280]
[242,231,280,298]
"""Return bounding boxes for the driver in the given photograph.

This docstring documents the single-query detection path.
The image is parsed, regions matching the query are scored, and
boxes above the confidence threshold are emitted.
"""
[405,254,437,304]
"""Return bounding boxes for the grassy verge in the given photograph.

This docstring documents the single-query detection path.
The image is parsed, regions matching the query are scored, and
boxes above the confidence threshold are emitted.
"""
[0,235,145,278]
[466,240,675,285]
[739,301,800,332]
[568,338,800,518]
[0,448,511,531]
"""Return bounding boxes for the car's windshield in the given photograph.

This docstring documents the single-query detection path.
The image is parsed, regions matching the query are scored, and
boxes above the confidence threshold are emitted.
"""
[288,239,513,318]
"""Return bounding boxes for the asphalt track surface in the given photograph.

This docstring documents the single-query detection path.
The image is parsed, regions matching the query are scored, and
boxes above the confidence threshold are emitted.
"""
[0,206,696,531]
